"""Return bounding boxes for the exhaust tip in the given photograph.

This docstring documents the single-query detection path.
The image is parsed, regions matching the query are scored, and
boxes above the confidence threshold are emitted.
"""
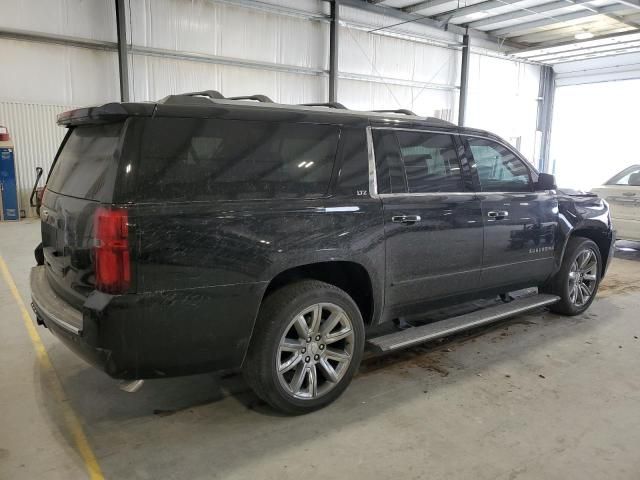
[119,379,144,393]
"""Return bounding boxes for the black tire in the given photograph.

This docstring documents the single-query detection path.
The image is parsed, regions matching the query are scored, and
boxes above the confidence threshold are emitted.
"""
[243,280,365,415]
[544,237,602,316]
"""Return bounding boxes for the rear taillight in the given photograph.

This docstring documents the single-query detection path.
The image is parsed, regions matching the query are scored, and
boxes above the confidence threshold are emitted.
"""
[94,207,130,294]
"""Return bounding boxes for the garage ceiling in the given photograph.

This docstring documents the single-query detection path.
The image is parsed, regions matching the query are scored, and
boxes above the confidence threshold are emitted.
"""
[358,0,640,63]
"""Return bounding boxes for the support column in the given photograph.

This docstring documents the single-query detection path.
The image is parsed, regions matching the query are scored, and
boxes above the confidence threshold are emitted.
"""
[536,65,555,173]
[115,0,130,102]
[458,33,470,127]
[329,0,340,103]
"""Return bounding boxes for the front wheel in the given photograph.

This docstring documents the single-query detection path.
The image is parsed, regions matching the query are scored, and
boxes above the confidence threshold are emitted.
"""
[545,237,602,315]
[243,280,365,414]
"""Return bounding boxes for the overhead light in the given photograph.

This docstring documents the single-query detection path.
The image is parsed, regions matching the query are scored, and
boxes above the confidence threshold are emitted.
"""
[467,11,489,20]
[575,31,594,40]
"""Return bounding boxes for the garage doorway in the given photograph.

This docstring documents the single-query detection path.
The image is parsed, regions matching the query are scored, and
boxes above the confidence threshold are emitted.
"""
[549,78,640,191]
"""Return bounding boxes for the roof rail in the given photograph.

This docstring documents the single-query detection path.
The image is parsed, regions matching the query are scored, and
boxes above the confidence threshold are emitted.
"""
[300,102,347,109]
[158,90,225,105]
[372,109,417,116]
[187,90,225,99]
[228,95,274,103]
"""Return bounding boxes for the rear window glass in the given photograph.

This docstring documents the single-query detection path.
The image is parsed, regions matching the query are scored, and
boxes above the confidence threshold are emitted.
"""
[47,123,124,201]
[130,118,339,202]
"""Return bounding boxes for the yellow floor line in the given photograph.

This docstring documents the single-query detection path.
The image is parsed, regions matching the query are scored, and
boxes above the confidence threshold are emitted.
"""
[0,255,105,480]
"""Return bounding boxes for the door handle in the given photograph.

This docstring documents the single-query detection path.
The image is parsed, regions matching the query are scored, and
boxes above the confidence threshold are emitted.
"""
[622,192,636,197]
[392,215,422,224]
[487,210,509,220]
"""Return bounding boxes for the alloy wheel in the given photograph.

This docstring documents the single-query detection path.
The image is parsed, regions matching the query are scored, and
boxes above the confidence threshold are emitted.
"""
[276,303,355,400]
[568,248,598,307]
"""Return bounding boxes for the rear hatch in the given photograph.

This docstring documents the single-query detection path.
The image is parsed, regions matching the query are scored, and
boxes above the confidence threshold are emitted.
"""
[41,121,128,309]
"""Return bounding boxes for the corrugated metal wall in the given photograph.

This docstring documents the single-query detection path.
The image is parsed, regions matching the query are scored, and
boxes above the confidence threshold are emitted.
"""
[127,0,330,102]
[0,0,541,217]
[0,102,73,218]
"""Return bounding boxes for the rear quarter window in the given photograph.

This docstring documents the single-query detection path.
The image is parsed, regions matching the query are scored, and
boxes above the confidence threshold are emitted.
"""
[47,123,124,202]
[128,118,340,202]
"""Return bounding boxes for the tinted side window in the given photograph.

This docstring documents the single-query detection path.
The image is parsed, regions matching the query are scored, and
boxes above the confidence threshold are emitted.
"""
[372,130,406,194]
[396,131,463,193]
[132,118,339,201]
[467,138,532,192]
[335,127,369,196]
[47,123,124,202]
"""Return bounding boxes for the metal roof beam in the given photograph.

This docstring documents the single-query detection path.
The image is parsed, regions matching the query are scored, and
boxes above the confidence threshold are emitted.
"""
[531,38,640,59]
[510,28,640,54]
[435,0,527,21]
[616,0,640,11]
[403,0,458,14]
[547,45,640,62]
[338,0,527,48]
[466,0,594,28]
[488,4,633,37]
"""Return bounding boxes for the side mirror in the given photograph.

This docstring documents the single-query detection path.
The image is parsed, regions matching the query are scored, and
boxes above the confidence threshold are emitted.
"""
[536,172,556,190]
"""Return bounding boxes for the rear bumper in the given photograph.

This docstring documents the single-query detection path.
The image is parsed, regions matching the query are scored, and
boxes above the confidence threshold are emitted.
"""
[30,266,111,371]
[31,266,83,335]
[30,265,264,379]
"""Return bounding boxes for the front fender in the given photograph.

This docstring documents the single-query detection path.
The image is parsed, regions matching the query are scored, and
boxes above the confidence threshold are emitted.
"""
[553,193,614,277]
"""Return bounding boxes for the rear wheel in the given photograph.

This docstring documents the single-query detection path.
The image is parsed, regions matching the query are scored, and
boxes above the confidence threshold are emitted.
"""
[244,280,365,414]
[545,237,601,315]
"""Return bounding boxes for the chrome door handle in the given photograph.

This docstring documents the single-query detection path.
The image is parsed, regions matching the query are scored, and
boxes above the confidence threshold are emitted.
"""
[392,215,421,224]
[487,210,509,219]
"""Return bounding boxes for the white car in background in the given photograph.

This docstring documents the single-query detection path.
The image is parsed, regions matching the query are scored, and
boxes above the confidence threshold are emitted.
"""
[592,165,640,242]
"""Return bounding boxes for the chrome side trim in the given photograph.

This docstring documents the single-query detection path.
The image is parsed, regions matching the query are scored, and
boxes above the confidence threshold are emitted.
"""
[365,126,379,199]
[370,126,452,135]
[378,192,476,198]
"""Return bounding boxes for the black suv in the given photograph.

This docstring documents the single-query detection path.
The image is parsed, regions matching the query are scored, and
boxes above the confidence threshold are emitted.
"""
[30,91,615,414]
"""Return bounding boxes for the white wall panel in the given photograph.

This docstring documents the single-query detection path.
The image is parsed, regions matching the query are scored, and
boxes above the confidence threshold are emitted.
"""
[128,0,328,69]
[0,102,73,218]
[339,27,459,86]
[338,25,460,119]
[0,39,119,105]
[466,53,541,161]
[340,79,457,120]
[0,0,116,41]
[131,55,327,103]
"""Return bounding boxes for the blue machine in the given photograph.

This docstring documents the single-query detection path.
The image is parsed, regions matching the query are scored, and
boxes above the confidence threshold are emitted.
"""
[0,126,19,221]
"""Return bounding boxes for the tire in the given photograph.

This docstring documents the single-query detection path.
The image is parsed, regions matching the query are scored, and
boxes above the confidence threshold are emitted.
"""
[243,280,365,415]
[544,237,602,316]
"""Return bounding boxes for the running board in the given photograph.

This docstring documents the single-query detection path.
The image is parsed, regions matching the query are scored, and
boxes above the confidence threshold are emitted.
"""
[368,294,560,353]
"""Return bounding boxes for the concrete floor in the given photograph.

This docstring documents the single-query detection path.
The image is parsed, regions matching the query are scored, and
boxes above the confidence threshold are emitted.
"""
[1,219,640,480]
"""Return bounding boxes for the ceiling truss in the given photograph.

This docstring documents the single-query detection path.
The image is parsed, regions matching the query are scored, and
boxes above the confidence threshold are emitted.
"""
[359,0,640,62]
